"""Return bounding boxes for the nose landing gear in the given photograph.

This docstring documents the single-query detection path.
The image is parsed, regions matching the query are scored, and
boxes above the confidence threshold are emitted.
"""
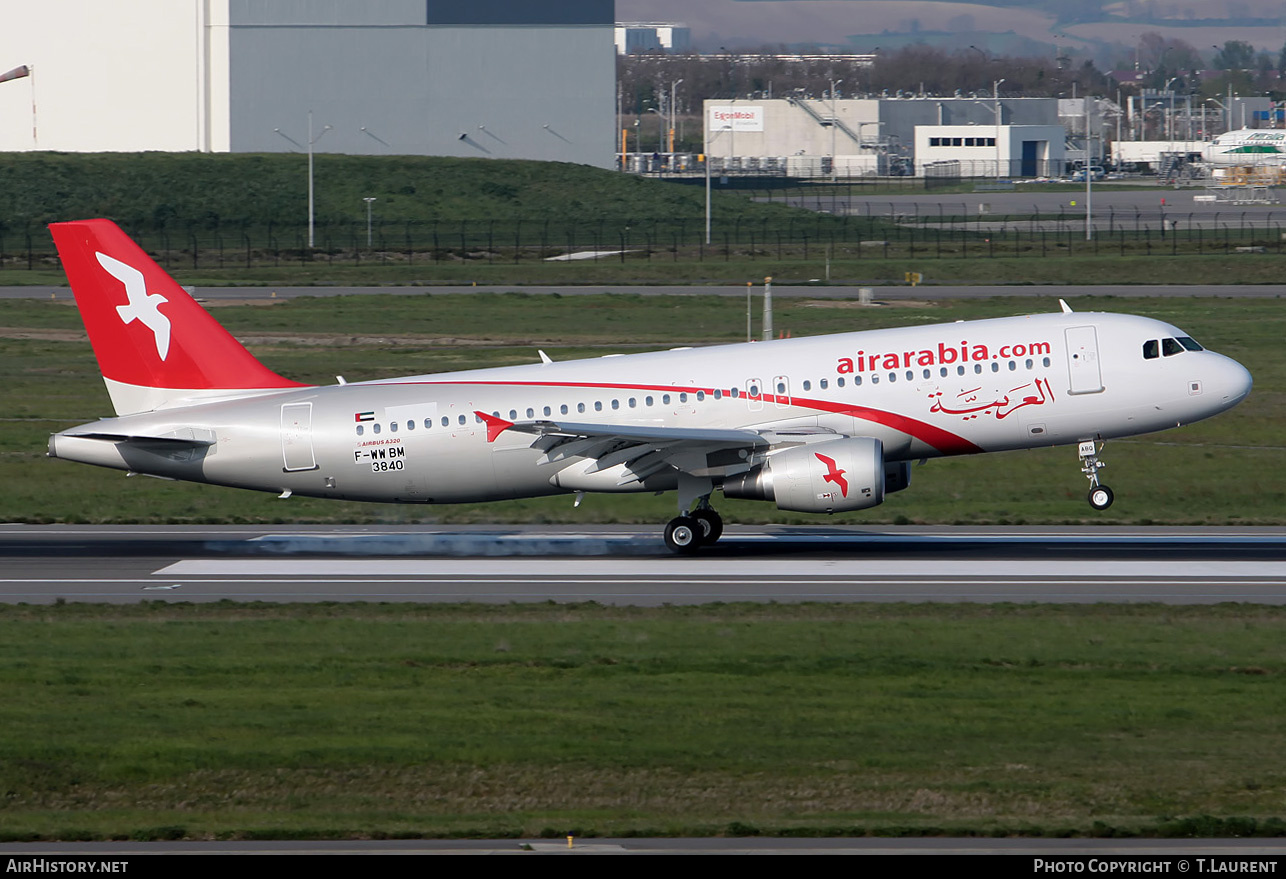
[1078,440,1114,510]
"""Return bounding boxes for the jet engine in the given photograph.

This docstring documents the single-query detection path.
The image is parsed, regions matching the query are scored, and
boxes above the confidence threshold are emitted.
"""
[723,437,886,513]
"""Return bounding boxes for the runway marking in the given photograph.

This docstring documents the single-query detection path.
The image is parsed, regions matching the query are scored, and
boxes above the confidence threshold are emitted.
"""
[155,559,1286,578]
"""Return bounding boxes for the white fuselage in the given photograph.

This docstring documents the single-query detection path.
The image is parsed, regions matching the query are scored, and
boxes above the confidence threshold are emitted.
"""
[50,311,1252,506]
[1202,129,1286,166]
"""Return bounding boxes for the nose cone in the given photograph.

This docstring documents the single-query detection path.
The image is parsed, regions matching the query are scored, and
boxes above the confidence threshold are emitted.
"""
[1213,353,1253,411]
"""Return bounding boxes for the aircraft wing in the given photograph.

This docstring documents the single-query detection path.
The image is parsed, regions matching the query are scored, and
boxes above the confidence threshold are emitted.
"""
[476,411,770,485]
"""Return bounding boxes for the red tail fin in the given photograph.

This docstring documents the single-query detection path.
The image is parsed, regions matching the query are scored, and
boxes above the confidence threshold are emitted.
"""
[50,219,307,414]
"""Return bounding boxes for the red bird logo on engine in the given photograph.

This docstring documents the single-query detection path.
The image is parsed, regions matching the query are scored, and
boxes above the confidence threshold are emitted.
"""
[814,453,849,497]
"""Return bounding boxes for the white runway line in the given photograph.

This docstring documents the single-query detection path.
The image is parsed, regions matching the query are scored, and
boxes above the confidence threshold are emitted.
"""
[156,559,1286,579]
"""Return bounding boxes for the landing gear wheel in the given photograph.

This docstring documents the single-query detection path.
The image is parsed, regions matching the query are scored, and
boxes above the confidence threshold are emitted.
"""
[664,516,702,554]
[691,509,724,545]
[1088,485,1115,511]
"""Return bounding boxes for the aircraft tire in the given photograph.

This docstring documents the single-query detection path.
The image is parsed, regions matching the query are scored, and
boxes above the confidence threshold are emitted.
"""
[1088,485,1115,510]
[664,516,703,554]
[692,509,724,545]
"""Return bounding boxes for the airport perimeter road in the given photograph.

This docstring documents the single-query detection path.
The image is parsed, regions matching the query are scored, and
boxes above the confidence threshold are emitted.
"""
[7,284,1286,301]
[1,525,1282,605]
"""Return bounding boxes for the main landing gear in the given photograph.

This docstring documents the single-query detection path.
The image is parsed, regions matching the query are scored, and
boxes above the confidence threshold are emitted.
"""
[664,502,724,554]
[1078,440,1114,510]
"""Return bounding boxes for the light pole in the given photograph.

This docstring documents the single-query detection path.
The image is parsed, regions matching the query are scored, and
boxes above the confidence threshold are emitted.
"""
[363,197,376,247]
[1084,96,1093,241]
[705,126,728,244]
[307,112,333,249]
[273,112,331,248]
[830,78,843,182]
[993,79,1006,178]
[669,78,683,153]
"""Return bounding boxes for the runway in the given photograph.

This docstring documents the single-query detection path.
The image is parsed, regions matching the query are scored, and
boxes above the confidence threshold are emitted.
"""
[1,524,1282,605]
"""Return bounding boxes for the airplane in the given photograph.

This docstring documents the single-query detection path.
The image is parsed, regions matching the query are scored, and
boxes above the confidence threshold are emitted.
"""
[1202,128,1286,165]
[47,219,1253,553]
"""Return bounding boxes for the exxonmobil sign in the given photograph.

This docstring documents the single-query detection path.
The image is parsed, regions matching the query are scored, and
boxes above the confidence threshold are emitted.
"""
[709,105,764,132]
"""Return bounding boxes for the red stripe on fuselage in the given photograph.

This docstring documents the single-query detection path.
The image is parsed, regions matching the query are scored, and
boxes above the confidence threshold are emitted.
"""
[367,379,984,456]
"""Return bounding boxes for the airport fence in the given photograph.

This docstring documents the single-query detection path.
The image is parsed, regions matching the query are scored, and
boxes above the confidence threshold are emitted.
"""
[4,210,1286,272]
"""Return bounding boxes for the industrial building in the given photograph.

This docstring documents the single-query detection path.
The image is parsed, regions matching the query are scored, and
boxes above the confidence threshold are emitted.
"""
[0,0,616,167]
[701,96,1065,178]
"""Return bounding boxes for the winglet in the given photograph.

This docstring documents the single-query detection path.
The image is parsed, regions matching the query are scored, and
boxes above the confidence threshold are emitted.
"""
[475,410,514,443]
[1059,298,1074,314]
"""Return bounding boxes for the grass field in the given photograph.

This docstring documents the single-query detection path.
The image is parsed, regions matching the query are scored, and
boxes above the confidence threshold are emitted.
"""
[2,602,1285,840]
[2,292,1280,526]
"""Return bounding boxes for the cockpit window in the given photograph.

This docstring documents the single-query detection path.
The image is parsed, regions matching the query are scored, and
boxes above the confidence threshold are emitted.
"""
[1177,336,1203,352]
[1143,340,1159,360]
[1162,338,1184,357]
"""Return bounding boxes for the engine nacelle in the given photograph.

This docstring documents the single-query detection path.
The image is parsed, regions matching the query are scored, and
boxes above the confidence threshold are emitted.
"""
[723,437,885,513]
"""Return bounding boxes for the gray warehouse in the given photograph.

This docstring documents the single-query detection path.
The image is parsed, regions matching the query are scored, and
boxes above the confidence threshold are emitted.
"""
[0,0,616,168]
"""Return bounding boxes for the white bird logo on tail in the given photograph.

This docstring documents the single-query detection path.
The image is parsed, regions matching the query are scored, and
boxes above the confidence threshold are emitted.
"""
[96,252,170,360]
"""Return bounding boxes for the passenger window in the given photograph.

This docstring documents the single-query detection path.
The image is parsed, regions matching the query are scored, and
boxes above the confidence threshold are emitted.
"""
[577,403,585,413]
[854,375,862,386]
[441,416,449,427]
[630,397,638,407]
[888,372,897,383]
[802,380,811,391]
[424,418,432,429]
[526,408,534,418]
[663,394,671,404]
[1163,338,1184,357]
[696,391,705,401]
[594,401,602,412]
[646,396,654,406]
[457,415,466,425]
[356,425,364,436]
[820,379,828,390]
[1143,340,1159,360]
[679,393,688,403]
[712,390,720,400]
[543,406,551,416]
[611,399,619,410]
[509,409,517,420]
[373,423,381,435]
[560,404,568,415]
[406,420,414,430]
[390,422,398,432]
[837,377,845,388]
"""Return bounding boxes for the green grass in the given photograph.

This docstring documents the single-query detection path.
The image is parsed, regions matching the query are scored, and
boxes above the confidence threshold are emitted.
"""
[0,152,830,229]
[1,293,1281,526]
[1,603,1285,840]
